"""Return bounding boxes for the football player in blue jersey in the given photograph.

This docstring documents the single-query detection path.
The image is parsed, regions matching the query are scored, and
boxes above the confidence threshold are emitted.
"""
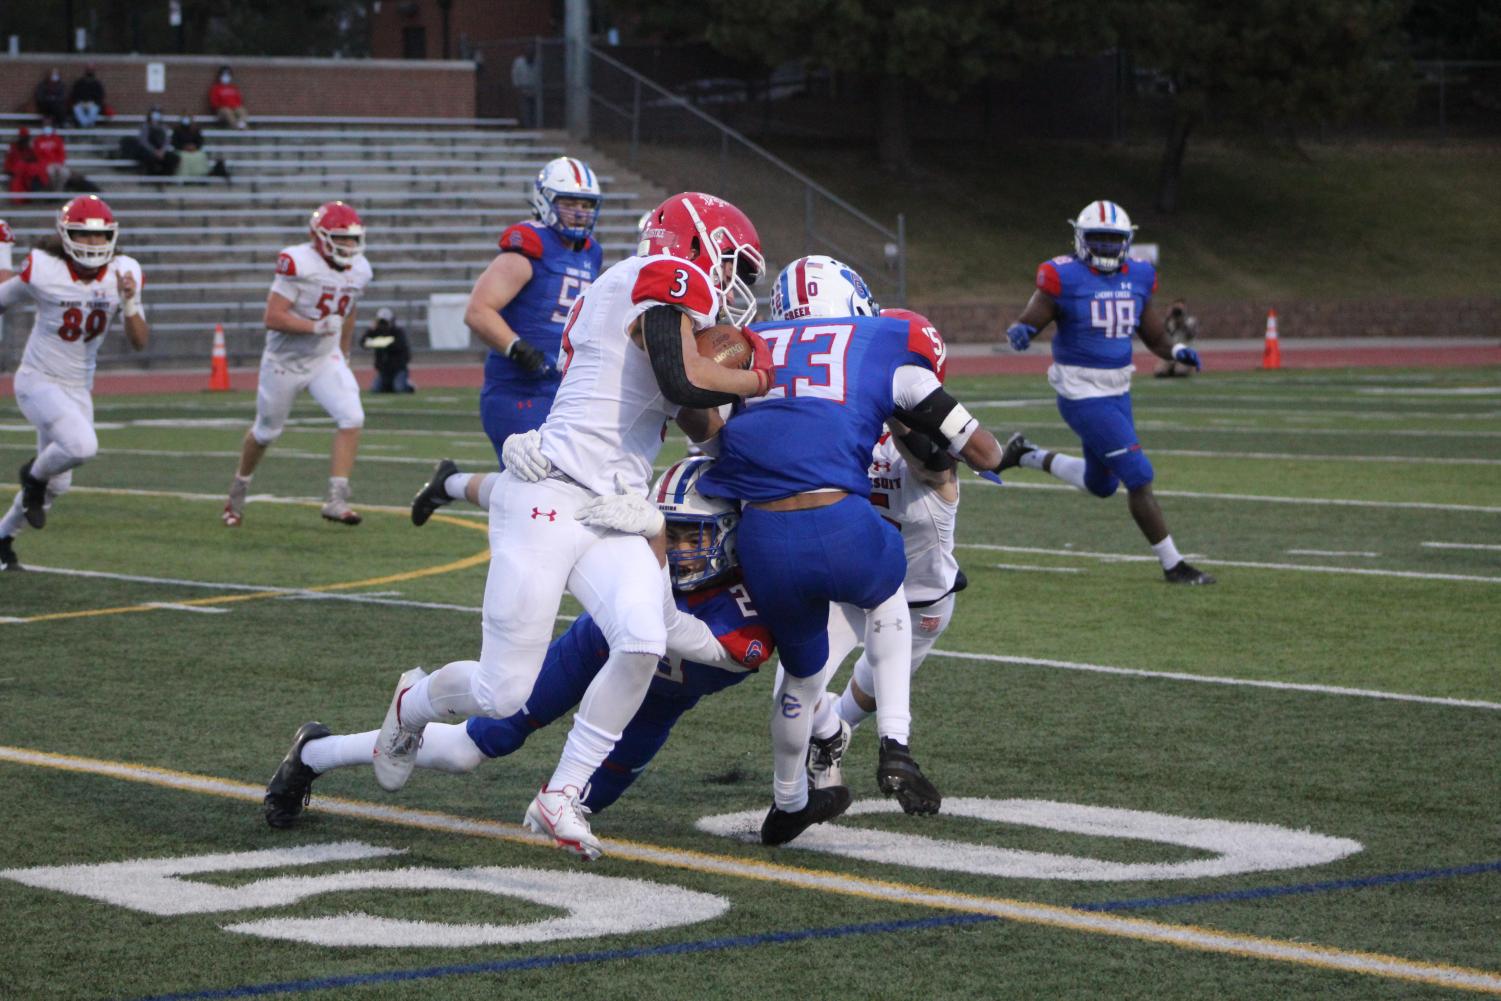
[466,156,604,467]
[999,201,1215,585]
[696,256,1015,844]
[264,457,785,830]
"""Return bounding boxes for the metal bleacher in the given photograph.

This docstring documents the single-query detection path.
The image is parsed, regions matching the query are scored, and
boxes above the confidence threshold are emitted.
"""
[0,120,666,370]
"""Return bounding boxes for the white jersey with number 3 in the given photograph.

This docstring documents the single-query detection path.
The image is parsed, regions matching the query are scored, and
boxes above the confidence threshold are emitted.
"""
[868,433,959,604]
[264,243,373,370]
[1,249,144,390]
[539,253,720,496]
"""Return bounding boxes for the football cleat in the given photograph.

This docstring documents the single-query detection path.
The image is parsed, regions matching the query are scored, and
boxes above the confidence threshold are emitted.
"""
[371,667,426,792]
[760,786,853,846]
[523,784,603,861]
[1164,561,1216,585]
[411,458,459,527]
[263,721,332,829]
[997,432,1036,472]
[321,479,362,526]
[0,535,22,571]
[18,459,47,530]
[222,476,248,527]
[807,718,852,791]
[877,738,942,816]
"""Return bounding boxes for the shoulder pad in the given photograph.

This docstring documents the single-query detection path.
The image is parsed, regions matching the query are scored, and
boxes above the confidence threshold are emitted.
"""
[631,258,716,316]
[275,252,297,278]
[498,223,545,259]
[903,315,948,382]
[1036,261,1062,297]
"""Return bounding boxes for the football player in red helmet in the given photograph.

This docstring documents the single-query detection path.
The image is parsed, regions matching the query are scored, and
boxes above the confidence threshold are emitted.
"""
[637,191,765,327]
[0,196,148,571]
[221,201,373,527]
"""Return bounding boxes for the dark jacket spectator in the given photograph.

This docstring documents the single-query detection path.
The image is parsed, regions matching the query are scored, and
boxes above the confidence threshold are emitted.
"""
[121,107,179,176]
[208,66,249,130]
[171,116,205,152]
[5,128,49,204]
[34,68,69,123]
[361,309,415,393]
[170,114,229,182]
[69,65,107,127]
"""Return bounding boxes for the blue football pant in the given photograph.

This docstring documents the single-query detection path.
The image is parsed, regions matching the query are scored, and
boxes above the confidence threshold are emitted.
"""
[1056,392,1155,497]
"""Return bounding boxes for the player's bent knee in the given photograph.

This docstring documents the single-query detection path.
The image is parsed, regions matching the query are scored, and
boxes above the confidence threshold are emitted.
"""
[250,421,281,446]
[335,418,364,431]
[1117,454,1155,492]
[1084,472,1119,498]
[602,602,667,658]
[473,670,535,720]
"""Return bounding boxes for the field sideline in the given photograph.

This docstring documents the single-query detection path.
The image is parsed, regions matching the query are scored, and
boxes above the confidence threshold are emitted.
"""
[1,366,1497,1000]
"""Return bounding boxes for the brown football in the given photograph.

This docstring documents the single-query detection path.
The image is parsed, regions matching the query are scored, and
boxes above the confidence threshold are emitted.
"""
[695,323,751,369]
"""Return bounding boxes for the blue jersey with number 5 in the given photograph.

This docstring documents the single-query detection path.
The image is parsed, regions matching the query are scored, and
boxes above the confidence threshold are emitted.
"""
[700,314,944,502]
[1038,254,1158,370]
[483,221,602,390]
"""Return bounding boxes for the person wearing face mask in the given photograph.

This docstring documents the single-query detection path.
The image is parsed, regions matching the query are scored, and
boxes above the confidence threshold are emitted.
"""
[68,65,106,128]
[209,66,248,130]
[34,69,69,124]
[123,106,178,176]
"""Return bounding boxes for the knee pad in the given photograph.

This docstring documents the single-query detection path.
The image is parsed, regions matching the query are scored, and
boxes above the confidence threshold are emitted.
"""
[250,418,282,446]
[335,418,365,431]
[599,598,667,658]
[69,429,99,464]
[473,669,537,720]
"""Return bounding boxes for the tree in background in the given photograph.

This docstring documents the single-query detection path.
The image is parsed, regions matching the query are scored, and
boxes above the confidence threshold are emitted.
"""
[1120,0,1411,211]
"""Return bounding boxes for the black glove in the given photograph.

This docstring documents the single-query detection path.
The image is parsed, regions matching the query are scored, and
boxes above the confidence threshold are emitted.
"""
[507,337,554,377]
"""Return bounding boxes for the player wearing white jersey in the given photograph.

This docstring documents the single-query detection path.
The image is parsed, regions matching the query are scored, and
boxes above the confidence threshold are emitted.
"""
[0,197,148,572]
[372,192,773,863]
[221,201,373,527]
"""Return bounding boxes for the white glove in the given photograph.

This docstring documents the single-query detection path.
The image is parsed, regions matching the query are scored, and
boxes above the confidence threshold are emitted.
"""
[501,429,552,482]
[575,473,665,537]
[313,314,343,337]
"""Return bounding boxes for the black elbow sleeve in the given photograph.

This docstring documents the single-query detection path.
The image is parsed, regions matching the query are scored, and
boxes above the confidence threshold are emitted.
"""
[897,388,959,440]
[896,426,956,473]
[642,306,739,409]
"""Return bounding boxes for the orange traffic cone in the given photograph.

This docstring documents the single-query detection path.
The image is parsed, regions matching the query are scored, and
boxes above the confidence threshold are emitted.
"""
[208,323,231,391]
[1262,309,1282,370]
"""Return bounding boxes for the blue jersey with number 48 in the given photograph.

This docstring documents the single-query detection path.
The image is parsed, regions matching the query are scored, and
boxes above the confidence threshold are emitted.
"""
[1038,254,1159,370]
[700,314,945,503]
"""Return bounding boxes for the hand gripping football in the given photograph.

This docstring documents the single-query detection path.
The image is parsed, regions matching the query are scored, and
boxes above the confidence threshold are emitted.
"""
[695,323,751,369]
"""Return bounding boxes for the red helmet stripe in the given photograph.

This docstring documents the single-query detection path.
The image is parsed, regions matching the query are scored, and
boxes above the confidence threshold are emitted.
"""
[795,257,809,306]
[568,158,583,185]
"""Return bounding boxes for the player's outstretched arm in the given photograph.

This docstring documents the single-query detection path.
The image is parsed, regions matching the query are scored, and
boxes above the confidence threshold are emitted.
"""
[1005,290,1060,351]
[1138,300,1201,370]
[640,306,763,407]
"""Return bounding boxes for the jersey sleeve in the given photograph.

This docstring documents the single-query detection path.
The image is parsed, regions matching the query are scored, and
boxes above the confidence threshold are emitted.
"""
[631,258,718,327]
[903,316,948,382]
[1036,261,1062,298]
[270,252,300,301]
[498,223,545,259]
[716,623,774,670]
[16,251,35,285]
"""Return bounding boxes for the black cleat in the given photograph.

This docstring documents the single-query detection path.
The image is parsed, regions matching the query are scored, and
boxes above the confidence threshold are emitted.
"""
[877,738,942,815]
[18,460,47,530]
[263,721,332,829]
[1164,561,1216,585]
[411,458,460,527]
[760,786,852,846]
[997,432,1036,472]
[0,535,22,571]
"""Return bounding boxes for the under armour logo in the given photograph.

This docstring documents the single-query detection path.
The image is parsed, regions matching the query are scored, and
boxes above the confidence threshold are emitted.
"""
[871,619,905,633]
[531,507,557,521]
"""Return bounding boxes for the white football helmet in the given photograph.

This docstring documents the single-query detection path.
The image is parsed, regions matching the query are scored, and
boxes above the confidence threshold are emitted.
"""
[653,456,739,592]
[770,255,879,321]
[1071,200,1136,273]
[530,156,602,242]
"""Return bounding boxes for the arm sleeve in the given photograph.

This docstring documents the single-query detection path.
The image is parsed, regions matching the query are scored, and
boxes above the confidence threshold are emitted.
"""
[660,570,739,670]
[894,426,957,473]
[892,368,980,456]
[642,305,739,409]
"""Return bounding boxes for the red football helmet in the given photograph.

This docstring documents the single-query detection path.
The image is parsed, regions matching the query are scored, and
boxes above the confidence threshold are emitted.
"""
[309,201,366,268]
[0,220,14,244]
[637,192,764,325]
[56,195,118,269]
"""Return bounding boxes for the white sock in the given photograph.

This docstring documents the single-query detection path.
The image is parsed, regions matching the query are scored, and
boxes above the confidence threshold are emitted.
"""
[1047,453,1089,490]
[1019,449,1048,470]
[771,672,824,811]
[404,660,482,725]
[302,732,377,773]
[575,650,659,734]
[475,472,500,509]
[235,472,253,484]
[863,589,912,745]
[443,472,472,502]
[0,493,26,539]
[1152,535,1183,569]
[837,682,872,730]
[549,713,621,791]
[414,722,487,774]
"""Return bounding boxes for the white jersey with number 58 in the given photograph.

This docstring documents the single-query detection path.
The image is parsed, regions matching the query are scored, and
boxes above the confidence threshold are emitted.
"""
[539,253,720,496]
[0,249,144,390]
[264,242,373,370]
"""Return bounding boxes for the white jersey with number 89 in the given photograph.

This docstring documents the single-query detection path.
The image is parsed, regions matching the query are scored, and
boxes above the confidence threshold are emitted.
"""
[264,242,373,371]
[0,249,144,390]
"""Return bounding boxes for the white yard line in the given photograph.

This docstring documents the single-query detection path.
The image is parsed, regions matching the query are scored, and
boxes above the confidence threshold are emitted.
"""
[1423,541,1501,552]
[974,479,1501,515]
[64,486,491,519]
[1285,549,1380,558]
[0,443,479,465]
[1148,448,1501,467]
[142,602,231,615]
[991,563,1084,574]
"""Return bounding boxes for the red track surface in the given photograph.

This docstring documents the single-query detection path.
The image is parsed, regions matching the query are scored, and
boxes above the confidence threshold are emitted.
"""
[2,343,1497,397]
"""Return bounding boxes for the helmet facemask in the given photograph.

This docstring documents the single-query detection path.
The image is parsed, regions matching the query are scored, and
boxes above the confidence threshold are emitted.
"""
[315,226,365,269]
[665,512,739,591]
[1075,228,1131,272]
[60,225,117,268]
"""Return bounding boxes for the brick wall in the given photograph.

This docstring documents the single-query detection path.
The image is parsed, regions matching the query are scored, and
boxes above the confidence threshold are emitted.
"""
[913,298,1501,343]
[1,53,475,120]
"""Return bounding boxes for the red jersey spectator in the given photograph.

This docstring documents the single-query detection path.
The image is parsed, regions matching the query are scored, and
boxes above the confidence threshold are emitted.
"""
[4,128,49,204]
[209,66,249,130]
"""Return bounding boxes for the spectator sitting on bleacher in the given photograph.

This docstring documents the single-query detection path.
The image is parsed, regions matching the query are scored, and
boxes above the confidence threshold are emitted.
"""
[361,308,415,393]
[121,107,179,176]
[69,65,107,128]
[1155,299,1201,378]
[4,128,49,204]
[34,68,69,124]
[29,120,100,194]
[209,66,249,130]
[170,113,229,182]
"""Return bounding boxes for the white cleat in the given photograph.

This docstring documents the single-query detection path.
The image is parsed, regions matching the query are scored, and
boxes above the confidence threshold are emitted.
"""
[371,667,426,792]
[807,718,852,791]
[523,784,603,861]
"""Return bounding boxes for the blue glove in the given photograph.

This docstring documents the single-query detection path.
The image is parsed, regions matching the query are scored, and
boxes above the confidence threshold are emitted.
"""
[1172,344,1202,371]
[977,470,1004,486]
[1006,322,1036,352]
